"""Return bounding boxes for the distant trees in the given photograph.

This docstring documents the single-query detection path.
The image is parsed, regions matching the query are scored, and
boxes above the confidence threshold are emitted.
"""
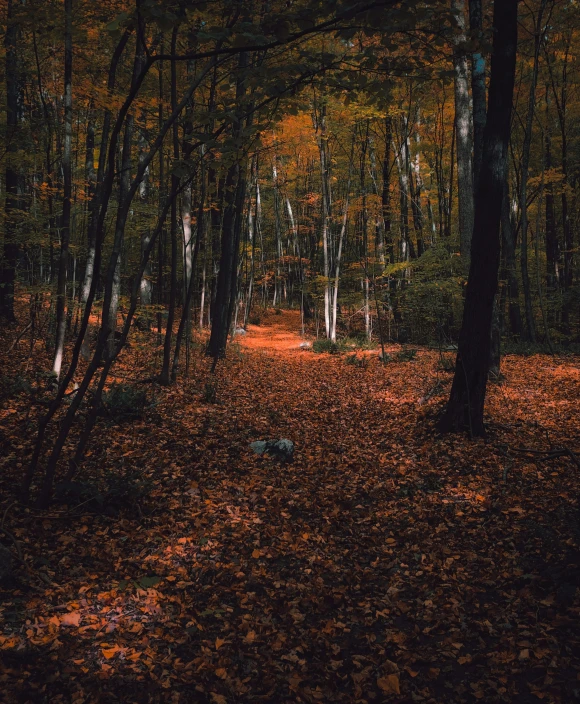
[1,0,579,502]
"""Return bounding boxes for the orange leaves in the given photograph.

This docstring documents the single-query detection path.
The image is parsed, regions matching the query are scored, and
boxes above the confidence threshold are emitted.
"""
[243,630,256,644]
[60,611,81,628]
[101,645,123,660]
[377,674,400,695]
[2,312,580,702]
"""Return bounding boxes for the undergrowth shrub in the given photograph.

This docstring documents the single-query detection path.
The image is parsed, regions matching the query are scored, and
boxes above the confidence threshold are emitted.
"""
[54,469,153,516]
[395,347,417,362]
[342,334,375,350]
[101,383,149,421]
[0,375,31,400]
[312,339,341,354]
[437,354,456,372]
[202,378,218,403]
[248,314,262,325]
[345,353,369,368]
[385,245,464,344]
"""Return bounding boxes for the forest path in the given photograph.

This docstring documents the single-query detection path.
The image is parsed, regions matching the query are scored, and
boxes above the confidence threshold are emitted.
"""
[2,314,580,702]
[235,309,307,354]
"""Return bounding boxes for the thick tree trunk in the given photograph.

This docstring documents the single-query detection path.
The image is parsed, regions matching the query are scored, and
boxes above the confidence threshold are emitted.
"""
[451,0,475,262]
[439,0,517,436]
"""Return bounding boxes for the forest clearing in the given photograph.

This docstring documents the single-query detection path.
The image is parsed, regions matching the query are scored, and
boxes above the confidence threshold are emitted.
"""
[1,308,580,702]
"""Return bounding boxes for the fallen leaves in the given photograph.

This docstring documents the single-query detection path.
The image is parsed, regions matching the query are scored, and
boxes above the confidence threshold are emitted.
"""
[377,674,400,694]
[60,611,81,627]
[1,310,579,702]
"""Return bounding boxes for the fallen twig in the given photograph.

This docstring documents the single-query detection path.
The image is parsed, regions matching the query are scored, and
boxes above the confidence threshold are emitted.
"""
[510,446,580,469]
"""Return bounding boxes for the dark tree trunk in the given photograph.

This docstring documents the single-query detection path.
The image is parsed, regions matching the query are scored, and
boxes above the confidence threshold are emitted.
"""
[80,31,130,307]
[160,27,180,385]
[0,0,21,322]
[519,0,549,343]
[439,0,518,436]
[207,52,248,360]
[382,116,393,264]
[544,103,559,294]
[502,179,523,338]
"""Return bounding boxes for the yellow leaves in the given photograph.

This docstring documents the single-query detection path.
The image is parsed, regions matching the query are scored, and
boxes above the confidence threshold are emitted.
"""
[251,548,261,558]
[215,637,225,650]
[244,630,256,644]
[377,674,400,694]
[215,667,228,680]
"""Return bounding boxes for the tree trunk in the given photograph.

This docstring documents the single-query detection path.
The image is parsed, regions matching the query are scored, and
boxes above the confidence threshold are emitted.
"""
[52,0,73,378]
[544,91,559,295]
[502,178,523,338]
[520,0,549,343]
[0,0,21,322]
[160,28,180,385]
[207,52,248,359]
[452,0,475,262]
[382,116,394,263]
[80,31,130,307]
[469,0,486,190]
[439,0,517,436]
[313,101,333,338]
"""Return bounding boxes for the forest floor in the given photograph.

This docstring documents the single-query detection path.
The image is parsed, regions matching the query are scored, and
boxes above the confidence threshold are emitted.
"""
[1,308,580,703]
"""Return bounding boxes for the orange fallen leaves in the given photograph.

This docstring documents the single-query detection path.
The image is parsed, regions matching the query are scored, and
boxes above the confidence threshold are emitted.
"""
[1,310,580,702]
[377,674,400,694]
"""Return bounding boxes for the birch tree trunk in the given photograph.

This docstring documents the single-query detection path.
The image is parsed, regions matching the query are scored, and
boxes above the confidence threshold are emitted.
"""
[52,0,73,378]
[313,101,332,338]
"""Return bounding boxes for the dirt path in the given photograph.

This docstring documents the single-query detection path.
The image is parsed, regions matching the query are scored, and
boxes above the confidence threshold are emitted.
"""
[235,310,307,354]
[1,315,580,703]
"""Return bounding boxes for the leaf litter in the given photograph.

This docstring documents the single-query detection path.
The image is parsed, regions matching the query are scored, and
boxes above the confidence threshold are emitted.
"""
[1,309,579,702]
